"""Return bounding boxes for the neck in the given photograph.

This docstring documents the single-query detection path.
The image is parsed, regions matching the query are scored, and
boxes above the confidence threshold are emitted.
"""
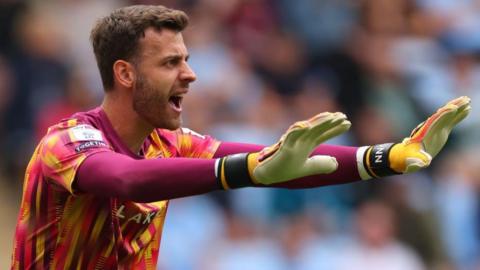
[101,93,153,154]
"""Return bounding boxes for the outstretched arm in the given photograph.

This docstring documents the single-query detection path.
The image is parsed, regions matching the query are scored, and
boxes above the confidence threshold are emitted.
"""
[216,96,471,189]
[75,142,360,202]
[76,96,471,202]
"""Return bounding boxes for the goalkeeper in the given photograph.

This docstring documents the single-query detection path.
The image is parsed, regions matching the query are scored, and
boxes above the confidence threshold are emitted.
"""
[11,5,471,270]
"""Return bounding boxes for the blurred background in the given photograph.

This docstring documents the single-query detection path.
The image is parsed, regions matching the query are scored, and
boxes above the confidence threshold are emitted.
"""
[0,0,480,269]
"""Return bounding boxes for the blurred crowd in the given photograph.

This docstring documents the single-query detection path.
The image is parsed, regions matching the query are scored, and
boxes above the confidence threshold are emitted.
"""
[0,0,480,269]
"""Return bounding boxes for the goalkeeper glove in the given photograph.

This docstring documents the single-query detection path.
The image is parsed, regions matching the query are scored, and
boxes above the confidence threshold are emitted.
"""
[215,112,351,188]
[360,96,471,178]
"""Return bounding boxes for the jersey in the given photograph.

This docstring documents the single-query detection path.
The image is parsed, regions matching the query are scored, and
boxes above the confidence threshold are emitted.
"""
[11,107,220,269]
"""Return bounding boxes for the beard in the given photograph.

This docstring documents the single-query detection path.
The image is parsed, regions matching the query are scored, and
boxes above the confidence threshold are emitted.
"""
[132,73,182,130]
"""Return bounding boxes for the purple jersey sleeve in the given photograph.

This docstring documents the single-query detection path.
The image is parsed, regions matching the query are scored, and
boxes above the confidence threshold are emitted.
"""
[76,140,362,202]
[39,119,112,194]
[76,152,220,202]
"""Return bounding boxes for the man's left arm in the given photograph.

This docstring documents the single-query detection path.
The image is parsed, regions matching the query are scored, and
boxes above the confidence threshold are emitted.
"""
[214,96,471,190]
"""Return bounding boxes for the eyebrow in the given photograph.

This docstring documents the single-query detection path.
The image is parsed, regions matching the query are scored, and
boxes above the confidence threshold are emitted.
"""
[161,54,190,62]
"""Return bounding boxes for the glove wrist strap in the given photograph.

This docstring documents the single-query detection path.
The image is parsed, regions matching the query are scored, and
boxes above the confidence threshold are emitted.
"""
[216,153,254,189]
[364,143,401,178]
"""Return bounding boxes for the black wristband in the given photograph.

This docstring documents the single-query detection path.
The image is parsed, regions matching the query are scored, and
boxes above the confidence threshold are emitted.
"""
[364,143,401,178]
[216,153,254,189]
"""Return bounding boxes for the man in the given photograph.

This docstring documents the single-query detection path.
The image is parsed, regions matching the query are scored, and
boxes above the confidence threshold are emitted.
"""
[11,5,471,270]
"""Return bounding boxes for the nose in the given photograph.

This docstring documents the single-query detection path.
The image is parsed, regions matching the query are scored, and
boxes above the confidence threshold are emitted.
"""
[180,62,196,83]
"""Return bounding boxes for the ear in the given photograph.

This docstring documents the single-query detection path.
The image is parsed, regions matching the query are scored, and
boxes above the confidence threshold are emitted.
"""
[113,60,136,88]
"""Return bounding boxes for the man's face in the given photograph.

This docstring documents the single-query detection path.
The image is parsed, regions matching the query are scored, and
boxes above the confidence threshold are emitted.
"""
[132,28,196,130]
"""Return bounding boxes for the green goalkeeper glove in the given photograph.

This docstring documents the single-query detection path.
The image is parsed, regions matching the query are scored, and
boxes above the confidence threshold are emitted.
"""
[216,112,351,188]
[360,96,471,178]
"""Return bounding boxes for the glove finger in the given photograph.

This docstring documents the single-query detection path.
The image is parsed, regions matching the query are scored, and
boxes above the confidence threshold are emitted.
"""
[303,155,338,175]
[307,112,341,125]
[287,112,337,132]
[451,105,471,127]
[257,112,348,174]
[404,153,432,173]
[448,96,471,108]
[418,97,470,156]
[302,112,343,137]
[282,127,307,144]
[389,142,431,173]
[258,122,319,162]
[307,112,347,141]
[409,104,457,144]
[447,96,471,127]
[277,117,350,164]
[422,109,458,156]
[313,119,351,146]
[413,96,470,139]
[281,112,341,149]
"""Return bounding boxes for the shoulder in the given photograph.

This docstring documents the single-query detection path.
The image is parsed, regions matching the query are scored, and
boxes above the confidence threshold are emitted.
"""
[69,107,104,128]
[40,113,110,157]
[44,118,101,142]
[42,107,101,133]
[42,107,104,140]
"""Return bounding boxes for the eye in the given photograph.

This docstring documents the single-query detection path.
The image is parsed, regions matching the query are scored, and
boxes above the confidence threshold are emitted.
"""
[165,58,180,68]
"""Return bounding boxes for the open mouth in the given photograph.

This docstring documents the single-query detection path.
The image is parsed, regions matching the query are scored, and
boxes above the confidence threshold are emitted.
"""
[169,95,183,111]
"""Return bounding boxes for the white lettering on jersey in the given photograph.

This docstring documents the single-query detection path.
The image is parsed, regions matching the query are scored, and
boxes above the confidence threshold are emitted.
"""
[142,212,156,224]
[69,125,104,142]
[115,205,126,218]
[128,213,143,224]
[115,204,160,225]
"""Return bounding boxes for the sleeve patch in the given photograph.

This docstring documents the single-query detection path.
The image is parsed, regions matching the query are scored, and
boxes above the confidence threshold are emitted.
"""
[75,141,109,153]
[68,125,104,142]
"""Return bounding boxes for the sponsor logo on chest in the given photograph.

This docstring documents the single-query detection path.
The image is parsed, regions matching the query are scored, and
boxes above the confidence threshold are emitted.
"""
[114,204,165,225]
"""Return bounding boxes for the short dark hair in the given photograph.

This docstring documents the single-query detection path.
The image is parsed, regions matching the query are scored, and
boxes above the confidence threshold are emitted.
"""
[90,5,189,90]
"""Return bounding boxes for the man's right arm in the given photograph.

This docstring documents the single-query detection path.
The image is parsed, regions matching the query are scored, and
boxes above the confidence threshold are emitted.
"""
[75,142,363,202]
[75,152,221,202]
